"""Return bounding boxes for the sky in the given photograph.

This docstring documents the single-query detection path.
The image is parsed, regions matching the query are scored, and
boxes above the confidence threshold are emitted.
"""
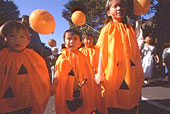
[14,0,69,50]
[14,0,154,50]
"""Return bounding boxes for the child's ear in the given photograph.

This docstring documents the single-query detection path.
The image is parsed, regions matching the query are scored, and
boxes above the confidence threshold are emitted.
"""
[64,43,67,48]
[79,42,82,48]
[26,37,30,46]
[107,10,111,16]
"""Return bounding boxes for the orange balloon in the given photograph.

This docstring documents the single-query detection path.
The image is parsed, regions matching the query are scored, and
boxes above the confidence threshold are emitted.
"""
[71,11,86,26]
[48,39,56,47]
[133,0,150,16]
[29,9,55,34]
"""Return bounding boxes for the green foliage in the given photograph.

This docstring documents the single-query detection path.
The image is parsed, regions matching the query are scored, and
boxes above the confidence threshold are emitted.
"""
[62,0,106,43]
[153,0,170,53]
[62,0,161,43]
[0,0,20,26]
[141,0,170,55]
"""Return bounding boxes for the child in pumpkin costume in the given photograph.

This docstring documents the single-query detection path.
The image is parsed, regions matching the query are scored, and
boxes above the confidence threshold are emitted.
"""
[0,20,50,114]
[95,0,144,114]
[79,33,99,73]
[79,33,103,114]
[51,30,95,114]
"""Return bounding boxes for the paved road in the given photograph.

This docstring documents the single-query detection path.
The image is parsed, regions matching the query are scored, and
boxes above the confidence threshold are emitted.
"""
[44,96,56,114]
[45,78,170,114]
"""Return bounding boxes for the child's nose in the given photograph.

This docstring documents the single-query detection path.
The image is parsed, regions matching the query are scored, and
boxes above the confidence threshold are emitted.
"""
[70,39,74,43]
[15,36,21,42]
[117,6,121,10]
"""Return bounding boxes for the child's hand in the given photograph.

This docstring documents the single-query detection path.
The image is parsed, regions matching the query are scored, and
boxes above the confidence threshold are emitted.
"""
[50,85,56,96]
[95,73,105,85]
[50,78,57,96]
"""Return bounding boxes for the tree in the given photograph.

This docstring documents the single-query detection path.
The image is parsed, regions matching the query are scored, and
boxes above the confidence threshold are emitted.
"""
[62,0,106,43]
[0,0,20,26]
[0,0,19,50]
[141,0,170,55]
[62,0,158,43]
[152,0,170,55]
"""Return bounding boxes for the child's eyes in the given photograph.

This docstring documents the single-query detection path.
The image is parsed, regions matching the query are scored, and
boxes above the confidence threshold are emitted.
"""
[73,37,77,40]
[20,35,25,38]
[66,37,71,40]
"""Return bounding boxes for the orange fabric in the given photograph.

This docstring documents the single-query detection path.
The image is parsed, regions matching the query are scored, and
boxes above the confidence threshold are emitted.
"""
[79,45,99,72]
[79,46,103,113]
[96,22,144,112]
[54,49,95,114]
[0,48,50,114]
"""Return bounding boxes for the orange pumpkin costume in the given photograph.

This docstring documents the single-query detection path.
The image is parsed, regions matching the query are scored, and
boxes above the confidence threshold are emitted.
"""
[79,46,103,113]
[96,22,144,113]
[79,45,99,72]
[0,48,50,114]
[54,49,95,114]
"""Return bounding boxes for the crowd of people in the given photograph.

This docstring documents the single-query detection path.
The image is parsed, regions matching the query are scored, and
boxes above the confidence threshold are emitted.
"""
[0,0,169,114]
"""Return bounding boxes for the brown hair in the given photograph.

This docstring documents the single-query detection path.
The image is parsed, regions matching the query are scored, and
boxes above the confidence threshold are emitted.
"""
[82,33,93,40]
[0,20,30,40]
[145,36,154,45]
[63,29,82,42]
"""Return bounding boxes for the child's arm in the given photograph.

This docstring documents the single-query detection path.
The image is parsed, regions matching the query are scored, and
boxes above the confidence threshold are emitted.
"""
[50,71,58,96]
[95,51,105,84]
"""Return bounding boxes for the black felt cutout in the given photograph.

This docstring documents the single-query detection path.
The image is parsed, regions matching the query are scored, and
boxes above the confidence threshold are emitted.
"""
[18,64,28,75]
[130,59,135,66]
[5,107,33,114]
[66,99,83,112]
[3,86,15,98]
[119,80,129,90]
[68,69,75,76]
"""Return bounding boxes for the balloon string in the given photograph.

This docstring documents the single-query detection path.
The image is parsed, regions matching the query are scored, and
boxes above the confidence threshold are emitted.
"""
[84,23,100,34]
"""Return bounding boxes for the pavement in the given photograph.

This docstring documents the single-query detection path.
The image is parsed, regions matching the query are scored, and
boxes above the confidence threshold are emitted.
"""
[44,96,56,114]
[44,77,170,114]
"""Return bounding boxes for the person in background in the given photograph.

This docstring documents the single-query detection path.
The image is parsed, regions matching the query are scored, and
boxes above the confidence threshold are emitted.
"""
[141,35,159,83]
[0,20,50,114]
[50,29,95,114]
[47,47,59,83]
[162,43,170,81]
[95,0,144,113]
[79,33,102,114]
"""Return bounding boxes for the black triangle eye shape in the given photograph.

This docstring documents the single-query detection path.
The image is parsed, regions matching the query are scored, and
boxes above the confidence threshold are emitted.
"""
[3,86,15,98]
[130,59,135,66]
[119,80,129,90]
[18,64,28,75]
[68,69,75,76]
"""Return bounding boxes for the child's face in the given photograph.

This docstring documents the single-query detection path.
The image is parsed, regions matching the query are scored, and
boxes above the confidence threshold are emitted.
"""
[145,36,153,44]
[5,28,30,52]
[64,32,81,52]
[107,0,127,22]
[83,36,93,48]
